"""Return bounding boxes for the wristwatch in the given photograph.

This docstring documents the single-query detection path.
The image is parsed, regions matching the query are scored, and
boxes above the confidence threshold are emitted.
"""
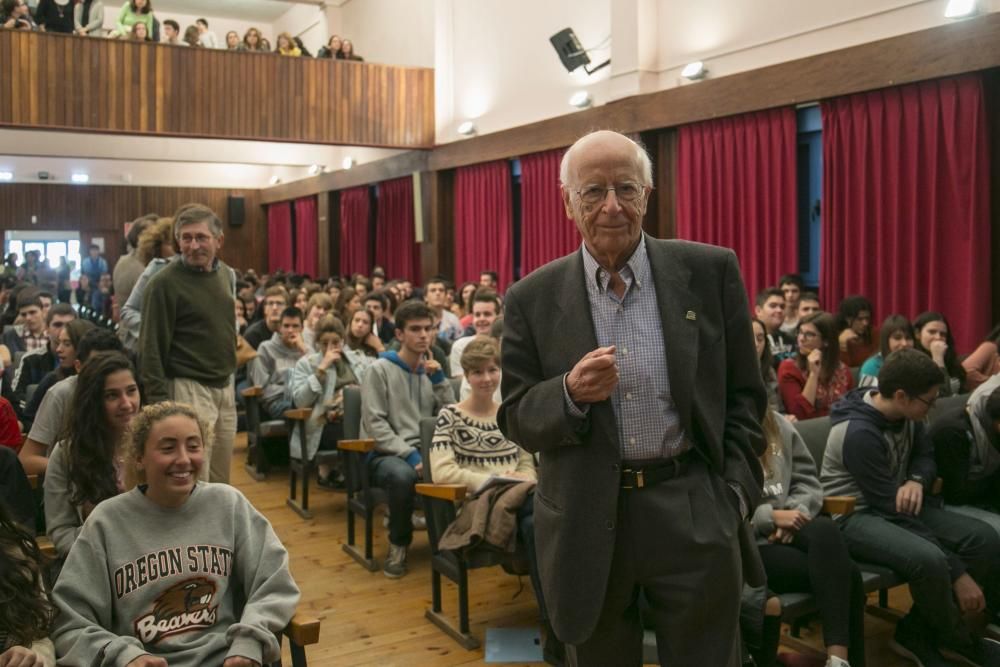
[908,474,925,485]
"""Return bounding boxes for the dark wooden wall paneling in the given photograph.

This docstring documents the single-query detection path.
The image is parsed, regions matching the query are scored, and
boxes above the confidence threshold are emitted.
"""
[0,184,264,272]
[0,31,435,148]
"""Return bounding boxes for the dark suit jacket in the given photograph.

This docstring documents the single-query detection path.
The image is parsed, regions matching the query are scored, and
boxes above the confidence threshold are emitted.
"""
[498,236,767,644]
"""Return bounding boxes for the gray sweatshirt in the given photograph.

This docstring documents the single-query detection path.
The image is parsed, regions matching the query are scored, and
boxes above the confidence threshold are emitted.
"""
[751,414,823,541]
[51,483,299,667]
[250,332,306,414]
[360,351,455,459]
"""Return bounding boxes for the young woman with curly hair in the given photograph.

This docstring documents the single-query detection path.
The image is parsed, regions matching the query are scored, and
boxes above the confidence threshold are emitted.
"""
[43,351,140,558]
[0,500,55,666]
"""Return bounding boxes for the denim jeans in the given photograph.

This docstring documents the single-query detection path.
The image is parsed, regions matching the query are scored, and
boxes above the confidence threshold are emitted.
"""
[945,503,1000,540]
[370,455,418,547]
[840,505,1000,649]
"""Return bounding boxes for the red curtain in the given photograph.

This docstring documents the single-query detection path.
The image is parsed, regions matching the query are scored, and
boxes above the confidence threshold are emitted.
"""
[454,160,513,290]
[293,196,318,277]
[820,74,990,353]
[267,201,293,273]
[520,148,577,276]
[676,108,798,301]
[374,177,420,282]
[339,186,371,278]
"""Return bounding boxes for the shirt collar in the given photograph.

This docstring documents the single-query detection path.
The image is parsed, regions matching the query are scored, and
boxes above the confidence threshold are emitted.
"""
[581,234,649,294]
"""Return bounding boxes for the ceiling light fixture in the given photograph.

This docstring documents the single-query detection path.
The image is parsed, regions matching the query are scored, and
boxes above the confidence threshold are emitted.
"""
[944,0,977,18]
[71,173,90,184]
[0,171,12,182]
[681,61,708,80]
[342,156,355,170]
[457,121,477,137]
[308,164,322,176]
[269,175,281,185]
[569,90,593,109]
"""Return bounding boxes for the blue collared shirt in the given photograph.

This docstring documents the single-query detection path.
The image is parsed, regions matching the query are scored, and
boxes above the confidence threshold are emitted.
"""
[564,236,689,461]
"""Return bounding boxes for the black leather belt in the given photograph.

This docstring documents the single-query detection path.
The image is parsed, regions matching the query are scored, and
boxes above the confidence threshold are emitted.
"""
[620,451,692,490]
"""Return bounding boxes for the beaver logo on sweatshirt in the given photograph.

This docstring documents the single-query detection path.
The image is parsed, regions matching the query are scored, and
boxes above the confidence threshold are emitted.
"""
[134,577,219,643]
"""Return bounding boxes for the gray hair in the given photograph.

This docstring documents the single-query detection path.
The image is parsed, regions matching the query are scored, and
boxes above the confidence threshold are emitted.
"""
[172,203,223,240]
[559,131,653,187]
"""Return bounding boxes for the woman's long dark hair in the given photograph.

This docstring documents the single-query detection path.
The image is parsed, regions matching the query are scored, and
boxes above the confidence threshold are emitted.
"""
[752,317,774,387]
[0,502,54,646]
[797,311,840,384]
[56,319,96,381]
[913,311,966,389]
[345,307,379,358]
[60,352,136,507]
[878,315,914,358]
[837,295,874,345]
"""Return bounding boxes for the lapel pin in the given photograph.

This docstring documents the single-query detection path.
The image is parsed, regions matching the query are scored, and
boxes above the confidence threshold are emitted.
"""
[685,310,697,321]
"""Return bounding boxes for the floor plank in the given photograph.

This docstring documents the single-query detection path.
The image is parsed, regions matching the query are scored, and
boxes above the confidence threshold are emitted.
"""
[232,435,916,666]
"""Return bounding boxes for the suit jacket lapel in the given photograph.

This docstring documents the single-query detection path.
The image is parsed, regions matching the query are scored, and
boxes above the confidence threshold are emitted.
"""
[646,237,700,435]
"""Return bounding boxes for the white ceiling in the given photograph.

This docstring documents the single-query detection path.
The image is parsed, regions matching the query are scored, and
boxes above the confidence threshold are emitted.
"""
[152,0,326,23]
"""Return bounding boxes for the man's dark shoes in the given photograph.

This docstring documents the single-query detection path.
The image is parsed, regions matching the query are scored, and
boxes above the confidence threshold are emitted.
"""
[889,614,951,667]
[941,637,1000,667]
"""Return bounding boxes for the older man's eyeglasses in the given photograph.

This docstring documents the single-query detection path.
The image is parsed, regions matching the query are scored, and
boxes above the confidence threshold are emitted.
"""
[574,182,645,207]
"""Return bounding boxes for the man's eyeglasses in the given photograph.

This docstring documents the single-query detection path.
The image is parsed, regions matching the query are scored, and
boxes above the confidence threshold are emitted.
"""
[574,182,646,207]
[912,393,938,409]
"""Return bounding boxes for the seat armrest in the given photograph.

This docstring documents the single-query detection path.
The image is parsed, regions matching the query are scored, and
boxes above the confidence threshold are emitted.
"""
[822,496,856,515]
[283,408,313,421]
[283,613,321,646]
[241,386,264,398]
[338,439,376,453]
[28,473,39,490]
[932,478,943,495]
[416,483,467,502]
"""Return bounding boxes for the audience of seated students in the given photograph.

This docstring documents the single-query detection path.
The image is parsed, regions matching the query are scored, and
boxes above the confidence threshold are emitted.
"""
[930,375,1000,538]
[290,287,309,313]
[300,292,332,350]
[160,16,181,44]
[0,501,56,667]
[21,318,94,432]
[755,287,795,364]
[293,36,311,57]
[343,307,383,381]
[224,29,241,50]
[288,316,359,487]
[335,285,362,326]
[235,296,249,335]
[182,23,200,47]
[1,288,47,356]
[18,327,127,475]
[34,0,73,33]
[753,317,787,416]
[51,401,299,667]
[44,352,140,559]
[778,312,855,420]
[449,289,500,378]
[361,300,456,579]
[249,306,308,421]
[127,19,147,40]
[453,281,477,330]
[858,315,914,388]
[276,31,300,56]
[8,302,75,414]
[195,16,216,48]
[243,286,288,350]
[822,348,1000,666]
[359,291,390,344]
[429,336,562,659]
[964,323,1000,391]
[778,273,805,337]
[0,0,37,29]
[837,295,877,368]
[73,0,104,35]
[913,311,967,396]
[318,33,347,58]
[371,270,386,292]
[752,405,865,667]
[352,276,370,299]
[118,216,175,351]
[242,26,265,51]
[325,278,342,304]
[425,277,463,344]
[109,0,151,39]
[341,38,362,61]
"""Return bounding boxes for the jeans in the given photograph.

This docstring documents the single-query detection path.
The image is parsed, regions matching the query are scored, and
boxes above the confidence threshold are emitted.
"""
[840,505,1000,649]
[370,455,418,547]
[945,503,1000,540]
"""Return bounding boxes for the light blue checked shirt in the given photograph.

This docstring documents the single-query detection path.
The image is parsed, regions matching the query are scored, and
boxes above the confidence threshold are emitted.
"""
[563,236,690,462]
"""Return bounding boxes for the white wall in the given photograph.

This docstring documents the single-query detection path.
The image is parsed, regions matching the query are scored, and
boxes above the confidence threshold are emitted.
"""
[326,0,435,67]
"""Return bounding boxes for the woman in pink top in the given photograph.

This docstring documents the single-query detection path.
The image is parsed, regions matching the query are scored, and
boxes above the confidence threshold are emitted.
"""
[963,323,1000,391]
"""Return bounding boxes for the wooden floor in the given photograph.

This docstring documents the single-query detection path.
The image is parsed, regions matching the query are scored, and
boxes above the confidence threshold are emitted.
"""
[232,434,918,667]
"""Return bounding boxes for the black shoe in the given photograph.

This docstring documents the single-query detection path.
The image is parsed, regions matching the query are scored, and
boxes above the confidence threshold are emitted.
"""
[542,621,565,666]
[941,637,1000,667]
[317,472,345,490]
[890,615,950,667]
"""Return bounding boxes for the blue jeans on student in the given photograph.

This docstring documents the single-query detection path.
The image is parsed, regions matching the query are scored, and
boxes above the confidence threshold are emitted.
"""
[839,505,1000,650]
[370,455,418,547]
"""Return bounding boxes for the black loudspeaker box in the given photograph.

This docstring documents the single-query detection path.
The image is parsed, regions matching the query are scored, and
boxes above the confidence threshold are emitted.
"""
[228,195,245,227]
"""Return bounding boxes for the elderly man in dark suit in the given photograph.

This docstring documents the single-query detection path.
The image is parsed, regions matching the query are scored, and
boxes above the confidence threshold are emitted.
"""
[498,130,767,666]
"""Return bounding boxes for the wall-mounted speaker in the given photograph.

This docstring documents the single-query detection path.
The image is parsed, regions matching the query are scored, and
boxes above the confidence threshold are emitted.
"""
[228,195,245,227]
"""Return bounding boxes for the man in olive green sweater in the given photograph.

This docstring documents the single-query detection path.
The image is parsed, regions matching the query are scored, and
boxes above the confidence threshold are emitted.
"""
[140,204,237,483]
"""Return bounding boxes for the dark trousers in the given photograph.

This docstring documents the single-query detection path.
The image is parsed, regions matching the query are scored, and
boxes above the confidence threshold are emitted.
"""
[517,493,549,621]
[759,516,866,666]
[568,459,743,667]
[370,455,418,547]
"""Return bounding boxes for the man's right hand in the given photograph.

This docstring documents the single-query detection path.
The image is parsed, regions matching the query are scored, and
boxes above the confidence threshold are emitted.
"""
[953,573,986,613]
[772,509,809,531]
[567,346,618,404]
[125,655,168,667]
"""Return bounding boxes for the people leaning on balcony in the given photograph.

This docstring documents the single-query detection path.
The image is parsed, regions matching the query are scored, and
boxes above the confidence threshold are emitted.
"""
[73,0,104,36]
[1,0,39,30]
[108,0,152,39]
[275,32,301,57]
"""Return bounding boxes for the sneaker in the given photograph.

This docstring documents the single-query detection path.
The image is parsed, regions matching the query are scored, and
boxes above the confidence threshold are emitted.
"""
[825,657,850,667]
[941,637,1000,667]
[316,472,345,490]
[412,512,427,531]
[890,615,951,667]
[383,543,407,579]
